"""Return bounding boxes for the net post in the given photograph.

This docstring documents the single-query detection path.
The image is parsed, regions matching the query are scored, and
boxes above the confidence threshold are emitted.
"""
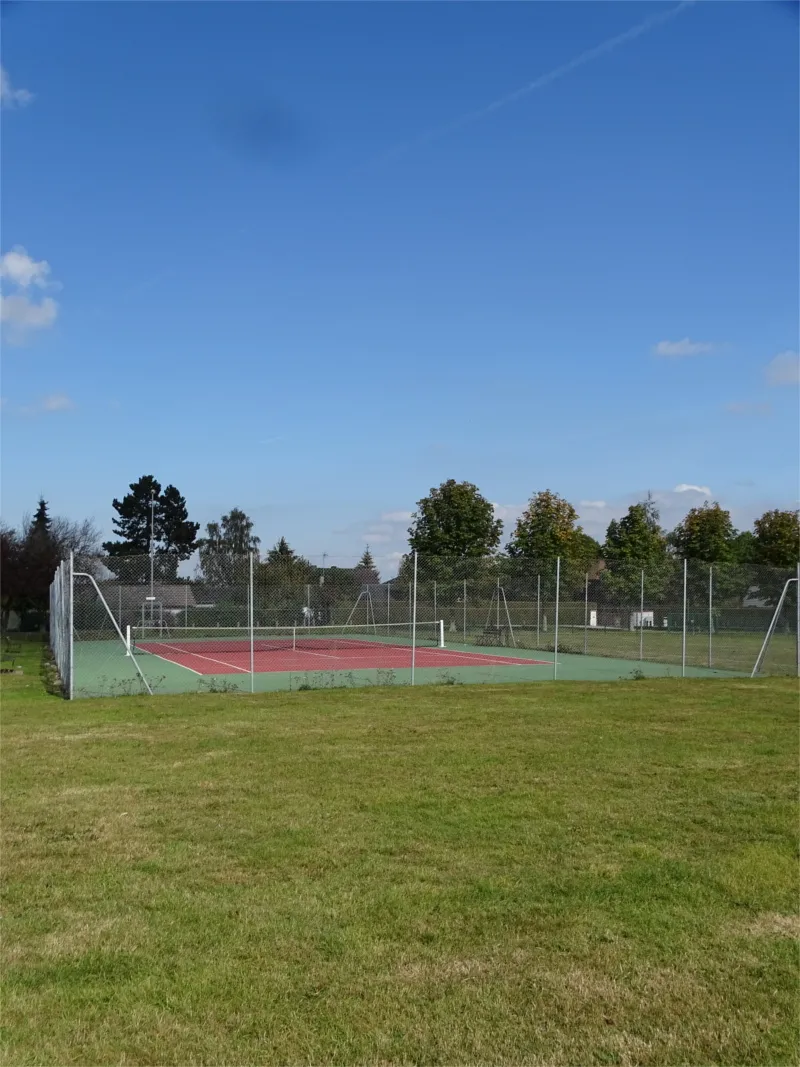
[125,624,132,656]
[438,619,444,648]
[553,558,560,680]
[67,552,74,700]
[249,552,255,692]
[712,559,716,665]
[410,552,418,686]
[639,569,645,661]
[583,571,589,656]
[681,558,688,678]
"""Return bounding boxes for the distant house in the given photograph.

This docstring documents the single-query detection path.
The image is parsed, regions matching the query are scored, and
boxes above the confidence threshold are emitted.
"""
[108,583,199,624]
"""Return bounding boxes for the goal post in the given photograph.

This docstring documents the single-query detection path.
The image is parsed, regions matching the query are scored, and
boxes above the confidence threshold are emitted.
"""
[751,577,799,678]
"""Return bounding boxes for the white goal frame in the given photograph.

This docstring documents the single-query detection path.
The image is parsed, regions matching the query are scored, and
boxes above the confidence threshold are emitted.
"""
[751,576,799,678]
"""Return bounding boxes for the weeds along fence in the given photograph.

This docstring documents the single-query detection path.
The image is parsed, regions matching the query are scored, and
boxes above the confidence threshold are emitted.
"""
[49,552,799,698]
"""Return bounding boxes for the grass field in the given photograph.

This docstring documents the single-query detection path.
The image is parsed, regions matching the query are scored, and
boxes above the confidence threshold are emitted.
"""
[2,640,798,1065]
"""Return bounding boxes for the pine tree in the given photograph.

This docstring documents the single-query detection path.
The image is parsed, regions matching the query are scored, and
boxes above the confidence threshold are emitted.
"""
[355,545,381,586]
[103,475,199,580]
[30,497,52,536]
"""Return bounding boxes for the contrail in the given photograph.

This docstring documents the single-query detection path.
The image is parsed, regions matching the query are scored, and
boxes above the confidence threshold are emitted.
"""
[367,1,696,168]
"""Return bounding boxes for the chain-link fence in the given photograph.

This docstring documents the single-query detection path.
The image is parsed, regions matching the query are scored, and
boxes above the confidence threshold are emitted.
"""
[49,551,799,698]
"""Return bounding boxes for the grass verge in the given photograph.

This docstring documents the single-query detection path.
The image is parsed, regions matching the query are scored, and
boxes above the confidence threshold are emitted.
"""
[2,663,798,1065]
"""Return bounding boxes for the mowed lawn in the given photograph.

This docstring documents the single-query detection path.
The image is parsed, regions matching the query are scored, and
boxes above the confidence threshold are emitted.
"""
[2,642,798,1065]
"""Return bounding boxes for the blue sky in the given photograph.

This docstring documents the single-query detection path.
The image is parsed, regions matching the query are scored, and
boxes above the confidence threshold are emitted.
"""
[1,0,798,574]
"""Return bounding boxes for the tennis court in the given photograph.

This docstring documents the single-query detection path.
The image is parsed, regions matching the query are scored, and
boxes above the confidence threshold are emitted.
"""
[132,625,549,677]
[69,619,738,697]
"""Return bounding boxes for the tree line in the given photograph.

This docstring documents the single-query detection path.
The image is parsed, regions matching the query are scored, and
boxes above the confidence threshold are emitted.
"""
[2,474,798,630]
[0,500,100,630]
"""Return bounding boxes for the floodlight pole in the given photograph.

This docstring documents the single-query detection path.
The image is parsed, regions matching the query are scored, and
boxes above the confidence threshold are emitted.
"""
[149,489,156,603]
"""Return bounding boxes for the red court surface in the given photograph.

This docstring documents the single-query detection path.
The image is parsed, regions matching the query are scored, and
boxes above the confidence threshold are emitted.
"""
[135,639,550,675]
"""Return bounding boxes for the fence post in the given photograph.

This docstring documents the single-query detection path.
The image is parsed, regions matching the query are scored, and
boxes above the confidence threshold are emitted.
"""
[639,569,645,661]
[537,574,541,646]
[410,552,418,686]
[463,578,467,645]
[185,583,189,629]
[249,552,255,693]
[387,581,391,626]
[708,565,713,669]
[68,551,74,701]
[583,571,589,656]
[681,558,688,678]
[433,580,437,627]
[554,558,561,680]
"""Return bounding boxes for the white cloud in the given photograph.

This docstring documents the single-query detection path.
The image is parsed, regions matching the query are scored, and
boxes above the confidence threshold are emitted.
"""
[0,247,52,288]
[0,67,34,109]
[673,483,712,495]
[725,401,771,416]
[380,511,413,523]
[765,350,800,387]
[653,338,718,358]
[363,532,392,544]
[42,393,74,412]
[17,393,76,417]
[579,499,607,509]
[0,246,60,344]
[0,294,59,336]
[492,503,524,523]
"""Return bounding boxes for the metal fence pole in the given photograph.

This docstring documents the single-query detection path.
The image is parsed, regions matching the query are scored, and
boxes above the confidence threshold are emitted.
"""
[537,574,541,646]
[463,578,467,645]
[712,559,716,665]
[387,581,391,626]
[639,569,645,661]
[681,558,688,678]
[185,583,189,629]
[410,552,418,686]
[68,551,74,700]
[249,552,255,692]
[554,558,560,680]
[433,580,437,627]
[583,571,589,656]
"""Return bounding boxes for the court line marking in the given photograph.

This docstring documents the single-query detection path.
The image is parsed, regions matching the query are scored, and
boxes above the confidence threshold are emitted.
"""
[136,648,203,676]
[137,642,250,674]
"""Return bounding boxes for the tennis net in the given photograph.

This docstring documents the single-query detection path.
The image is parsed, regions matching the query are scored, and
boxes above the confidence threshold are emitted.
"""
[130,620,445,656]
